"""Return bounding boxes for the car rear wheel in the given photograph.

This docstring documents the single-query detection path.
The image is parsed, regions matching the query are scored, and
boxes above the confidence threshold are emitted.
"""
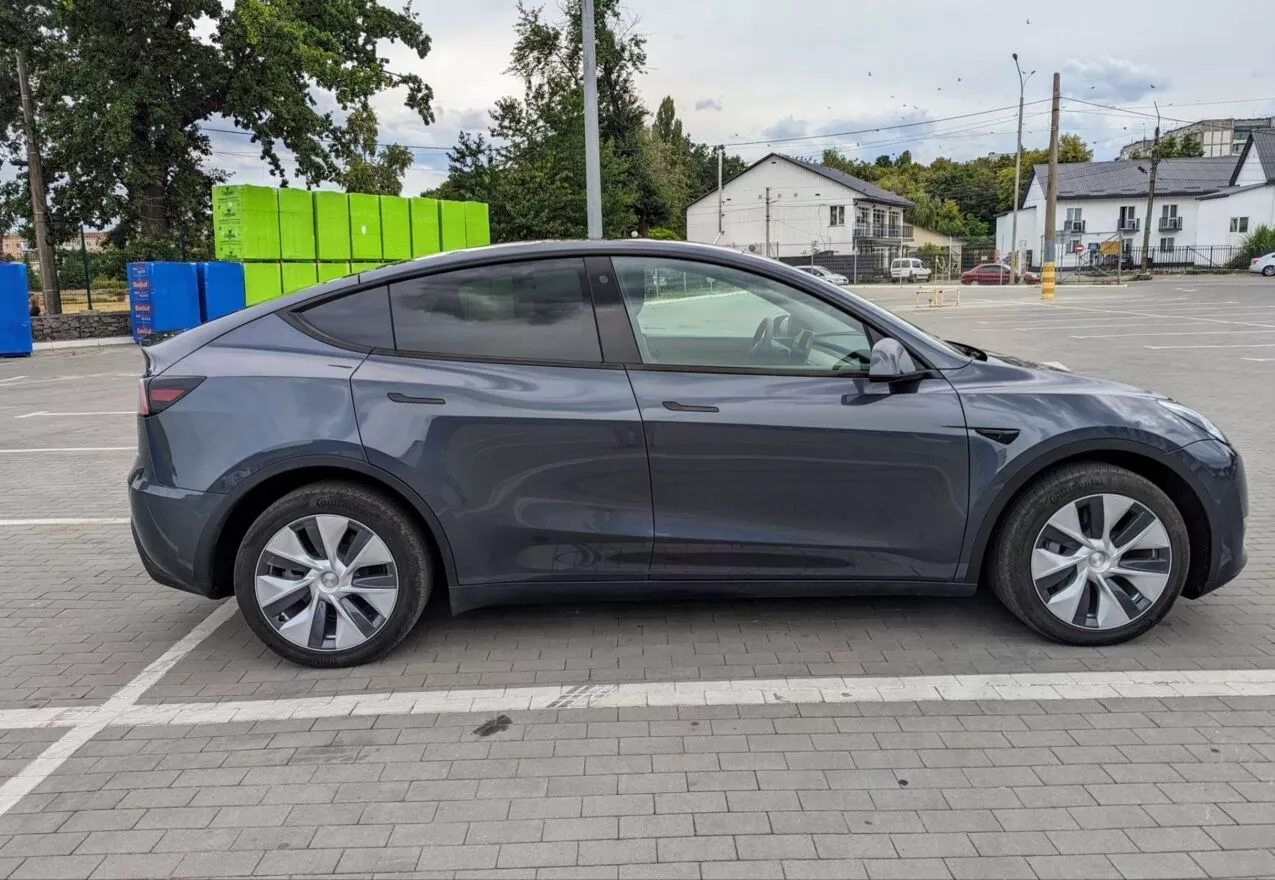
[234,481,433,667]
[1263,265,1274,276]
[988,463,1189,646]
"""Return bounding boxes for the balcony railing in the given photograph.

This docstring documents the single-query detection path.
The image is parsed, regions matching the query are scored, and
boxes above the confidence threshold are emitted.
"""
[1159,216,1183,231]
[1119,218,1141,232]
[1064,220,1086,233]
[854,223,914,240]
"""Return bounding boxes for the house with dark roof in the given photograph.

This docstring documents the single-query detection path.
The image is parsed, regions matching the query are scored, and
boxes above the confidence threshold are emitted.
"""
[996,130,1275,267]
[685,153,915,259]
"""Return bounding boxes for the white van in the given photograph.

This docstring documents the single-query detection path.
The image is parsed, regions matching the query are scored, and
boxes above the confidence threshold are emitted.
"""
[890,257,932,283]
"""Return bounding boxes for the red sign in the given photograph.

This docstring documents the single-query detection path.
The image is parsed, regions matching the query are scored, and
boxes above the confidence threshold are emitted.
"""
[1073,242,1085,254]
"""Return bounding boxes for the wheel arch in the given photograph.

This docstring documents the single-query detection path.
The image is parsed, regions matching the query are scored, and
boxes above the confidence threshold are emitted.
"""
[198,456,458,601]
[963,441,1212,593]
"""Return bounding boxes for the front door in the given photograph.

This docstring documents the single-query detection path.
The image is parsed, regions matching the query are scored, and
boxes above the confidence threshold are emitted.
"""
[347,258,653,587]
[608,256,969,582]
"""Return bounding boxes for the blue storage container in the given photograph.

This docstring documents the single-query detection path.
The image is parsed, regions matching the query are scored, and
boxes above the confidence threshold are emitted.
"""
[0,263,33,357]
[127,262,200,342]
[196,262,246,322]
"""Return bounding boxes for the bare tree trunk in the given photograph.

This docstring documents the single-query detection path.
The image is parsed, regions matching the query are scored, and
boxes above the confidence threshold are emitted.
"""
[15,50,61,314]
[142,181,170,239]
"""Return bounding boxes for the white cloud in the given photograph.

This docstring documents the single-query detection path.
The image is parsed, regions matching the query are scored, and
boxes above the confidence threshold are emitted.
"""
[695,98,722,112]
[1061,57,1164,102]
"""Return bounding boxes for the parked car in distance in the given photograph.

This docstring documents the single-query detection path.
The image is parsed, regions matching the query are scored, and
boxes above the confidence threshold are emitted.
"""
[1249,252,1275,276]
[890,257,932,283]
[130,239,1245,667]
[961,262,1040,285]
[793,264,848,285]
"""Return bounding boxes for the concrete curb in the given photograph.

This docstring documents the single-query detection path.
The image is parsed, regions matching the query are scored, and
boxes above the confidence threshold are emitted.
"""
[32,336,135,352]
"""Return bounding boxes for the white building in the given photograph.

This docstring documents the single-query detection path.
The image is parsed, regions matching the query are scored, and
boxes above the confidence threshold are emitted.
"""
[685,153,914,260]
[996,130,1275,268]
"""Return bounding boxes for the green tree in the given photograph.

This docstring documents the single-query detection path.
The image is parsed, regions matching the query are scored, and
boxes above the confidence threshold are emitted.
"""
[1127,134,1205,160]
[335,106,414,196]
[2,0,433,254]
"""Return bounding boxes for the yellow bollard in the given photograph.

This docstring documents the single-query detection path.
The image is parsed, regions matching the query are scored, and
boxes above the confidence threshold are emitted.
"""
[1041,262,1055,301]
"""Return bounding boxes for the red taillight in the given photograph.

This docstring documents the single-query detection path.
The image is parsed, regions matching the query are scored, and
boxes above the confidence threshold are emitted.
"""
[1254,259,1261,265]
[139,376,204,416]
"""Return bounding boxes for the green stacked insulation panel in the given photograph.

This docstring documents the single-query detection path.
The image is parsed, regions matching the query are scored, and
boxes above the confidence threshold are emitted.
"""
[316,262,352,282]
[313,191,352,261]
[380,196,412,260]
[440,200,466,251]
[349,193,383,260]
[243,263,282,306]
[281,263,319,295]
[277,188,316,261]
[212,185,280,261]
[464,201,491,247]
[410,197,441,257]
[350,262,383,274]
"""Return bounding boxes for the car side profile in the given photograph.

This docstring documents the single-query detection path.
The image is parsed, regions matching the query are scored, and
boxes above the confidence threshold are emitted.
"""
[1249,251,1275,276]
[130,240,1247,667]
[961,262,1040,285]
[889,257,931,283]
[793,264,848,285]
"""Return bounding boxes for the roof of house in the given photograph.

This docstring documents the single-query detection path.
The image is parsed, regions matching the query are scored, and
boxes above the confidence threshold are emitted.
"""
[780,155,914,208]
[1230,128,1275,185]
[1030,156,1237,200]
[687,152,914,210]
[1197,182,1269,201]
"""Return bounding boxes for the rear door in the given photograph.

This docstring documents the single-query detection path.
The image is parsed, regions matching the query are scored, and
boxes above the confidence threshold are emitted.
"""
[601,255,969,583]
[325,259,653,587]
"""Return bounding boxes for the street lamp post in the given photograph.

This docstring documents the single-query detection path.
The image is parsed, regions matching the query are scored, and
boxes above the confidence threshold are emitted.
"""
[1010,54,1035,279]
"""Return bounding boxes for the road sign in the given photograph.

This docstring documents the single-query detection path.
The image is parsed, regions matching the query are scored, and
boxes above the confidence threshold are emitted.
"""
[1073,242,1085,254]
[1099,241,1122,256]
[1087,241,1100,252]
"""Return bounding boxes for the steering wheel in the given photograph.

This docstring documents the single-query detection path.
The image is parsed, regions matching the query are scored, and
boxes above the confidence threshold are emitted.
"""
[834,348,873,371]
[749,317,774,359]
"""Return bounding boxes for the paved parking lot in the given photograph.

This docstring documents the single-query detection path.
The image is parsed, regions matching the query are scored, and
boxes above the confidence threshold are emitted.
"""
[0,277,1271,879]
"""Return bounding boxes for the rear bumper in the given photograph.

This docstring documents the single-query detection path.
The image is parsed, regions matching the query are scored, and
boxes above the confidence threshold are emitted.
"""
[1177,439,1247,599]
[129,461,224,598]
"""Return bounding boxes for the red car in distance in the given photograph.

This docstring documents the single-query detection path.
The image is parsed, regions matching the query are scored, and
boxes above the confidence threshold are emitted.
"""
[961,262,1040,285]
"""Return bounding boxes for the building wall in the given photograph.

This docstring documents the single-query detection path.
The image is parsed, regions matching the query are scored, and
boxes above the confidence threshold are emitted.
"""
[1196,185,1275,263]
[686,157,906,258]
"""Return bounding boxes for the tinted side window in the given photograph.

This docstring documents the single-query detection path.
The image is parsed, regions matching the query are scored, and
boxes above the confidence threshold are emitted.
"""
[389,259,601,363]
[297,286,395,349]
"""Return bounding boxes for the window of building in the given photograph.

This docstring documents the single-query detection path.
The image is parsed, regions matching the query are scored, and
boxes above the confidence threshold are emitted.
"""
[1160,237,1175,251]
[829,205,846,227]
[1119,206,1138,230]
[1161,204,1178,218]
[388,258,602,363]
[1231,217,1250,233]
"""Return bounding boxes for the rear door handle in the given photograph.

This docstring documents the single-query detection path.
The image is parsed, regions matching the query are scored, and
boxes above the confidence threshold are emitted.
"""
[388,392,446,405]
[662,400,719,413]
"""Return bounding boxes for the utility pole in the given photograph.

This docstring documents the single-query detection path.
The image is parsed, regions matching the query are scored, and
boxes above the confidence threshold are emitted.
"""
[580,0,603,240]
[1140,102,1161,275]
[764,186,772,258]
[716,146,724,238]
[15,50,61,315]
[1041,72,1061,302]
[1010,54,1034,280]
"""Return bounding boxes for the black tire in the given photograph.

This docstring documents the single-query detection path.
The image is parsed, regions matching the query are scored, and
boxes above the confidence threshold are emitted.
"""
[234,481,433,667]
[1263,265,1274,277]
[988,462,1190,646]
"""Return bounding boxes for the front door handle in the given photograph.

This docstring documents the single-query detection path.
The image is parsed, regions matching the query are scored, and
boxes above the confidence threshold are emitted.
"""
[388,392,446,405]
[663,400,719,413]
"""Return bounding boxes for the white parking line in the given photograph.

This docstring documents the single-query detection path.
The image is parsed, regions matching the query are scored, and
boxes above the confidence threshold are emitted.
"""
[0,447,134,454]
[14,410,134,419]
[3,668,1275,734]
[0,376,28,385]
[0,517,129,526]
[1145,342,1275,350]
[1074,330,1275,340]
[0,601,235,817]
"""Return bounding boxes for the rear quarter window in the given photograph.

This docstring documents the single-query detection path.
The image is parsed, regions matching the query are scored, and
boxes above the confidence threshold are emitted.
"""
[295,286,395,349]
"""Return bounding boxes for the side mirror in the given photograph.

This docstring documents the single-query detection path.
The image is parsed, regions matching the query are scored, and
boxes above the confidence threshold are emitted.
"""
[868,338,922,382]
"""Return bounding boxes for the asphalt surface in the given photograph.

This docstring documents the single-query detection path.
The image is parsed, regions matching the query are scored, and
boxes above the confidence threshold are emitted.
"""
[0,275,1271,880]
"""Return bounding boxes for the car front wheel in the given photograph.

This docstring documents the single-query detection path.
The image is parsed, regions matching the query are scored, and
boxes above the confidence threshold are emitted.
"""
[234,481,434,667]
[988,463,1190,646]
[1263,265,1275,276]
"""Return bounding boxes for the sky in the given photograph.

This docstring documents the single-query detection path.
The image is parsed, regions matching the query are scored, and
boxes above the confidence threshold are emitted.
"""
[103,0,1275,197]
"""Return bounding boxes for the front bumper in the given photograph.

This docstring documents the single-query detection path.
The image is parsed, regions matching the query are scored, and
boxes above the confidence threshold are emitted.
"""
[1176,439,1247,599]
[129,461,224,598]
